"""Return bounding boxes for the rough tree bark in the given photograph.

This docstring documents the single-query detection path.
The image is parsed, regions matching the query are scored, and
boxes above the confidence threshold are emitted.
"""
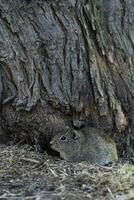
[0,0,133,156]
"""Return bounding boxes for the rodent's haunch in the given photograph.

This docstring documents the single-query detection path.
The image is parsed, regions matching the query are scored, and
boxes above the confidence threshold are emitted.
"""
[50,127,118,165]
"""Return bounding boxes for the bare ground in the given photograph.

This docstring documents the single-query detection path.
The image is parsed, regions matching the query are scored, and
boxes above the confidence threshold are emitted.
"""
[0,145,133,200]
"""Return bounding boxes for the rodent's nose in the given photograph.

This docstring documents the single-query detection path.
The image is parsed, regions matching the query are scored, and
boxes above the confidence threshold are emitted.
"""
[50,140,53,145]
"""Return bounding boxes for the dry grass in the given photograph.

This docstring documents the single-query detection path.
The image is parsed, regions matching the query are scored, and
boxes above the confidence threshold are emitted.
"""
[0,144,133,200]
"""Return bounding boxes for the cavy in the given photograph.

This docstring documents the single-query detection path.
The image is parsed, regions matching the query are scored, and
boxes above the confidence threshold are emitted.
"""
[50,127,118,165]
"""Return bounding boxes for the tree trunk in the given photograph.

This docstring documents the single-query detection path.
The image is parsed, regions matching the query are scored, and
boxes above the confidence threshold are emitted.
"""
[0,0,133,156]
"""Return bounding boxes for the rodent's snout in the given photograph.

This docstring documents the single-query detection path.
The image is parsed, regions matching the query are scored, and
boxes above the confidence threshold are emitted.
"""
[50,140,53,145]
[50,139,57,148]
[50,140,55,150]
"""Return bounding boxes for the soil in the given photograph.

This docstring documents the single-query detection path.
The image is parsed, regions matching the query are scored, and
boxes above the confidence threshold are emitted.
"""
[0,144,133,200]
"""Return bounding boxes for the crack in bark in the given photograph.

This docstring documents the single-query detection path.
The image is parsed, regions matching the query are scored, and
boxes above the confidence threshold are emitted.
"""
[120,0,126,31]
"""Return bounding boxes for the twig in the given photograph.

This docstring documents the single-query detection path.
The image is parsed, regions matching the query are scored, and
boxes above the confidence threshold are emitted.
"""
[20,157,40,164]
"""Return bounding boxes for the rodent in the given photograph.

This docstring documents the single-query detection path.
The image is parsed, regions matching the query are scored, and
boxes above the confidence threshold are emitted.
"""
[50,127,118,165]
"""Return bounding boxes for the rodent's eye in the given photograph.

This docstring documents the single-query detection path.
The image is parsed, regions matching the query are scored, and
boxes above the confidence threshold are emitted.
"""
[60,135,67,141]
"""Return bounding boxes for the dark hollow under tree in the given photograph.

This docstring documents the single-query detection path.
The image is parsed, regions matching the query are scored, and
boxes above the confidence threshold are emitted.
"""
[0,0,133,157]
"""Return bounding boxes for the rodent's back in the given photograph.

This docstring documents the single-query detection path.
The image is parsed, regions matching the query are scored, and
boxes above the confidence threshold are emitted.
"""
[80,127,118,165]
